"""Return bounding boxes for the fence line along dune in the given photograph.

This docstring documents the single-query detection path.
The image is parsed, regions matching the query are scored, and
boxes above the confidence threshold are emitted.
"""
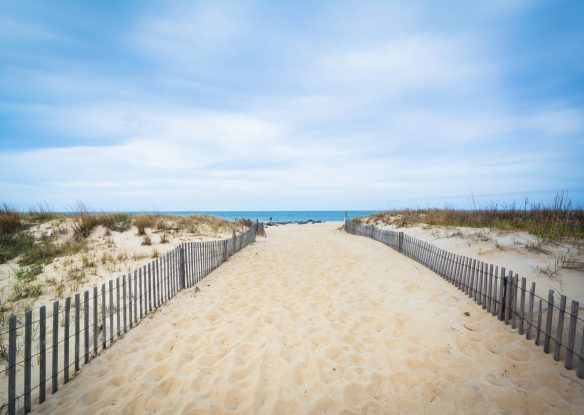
[1,223,259,414]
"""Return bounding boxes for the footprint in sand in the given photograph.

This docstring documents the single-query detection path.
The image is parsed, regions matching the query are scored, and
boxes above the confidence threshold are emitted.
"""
[343,382,369,408]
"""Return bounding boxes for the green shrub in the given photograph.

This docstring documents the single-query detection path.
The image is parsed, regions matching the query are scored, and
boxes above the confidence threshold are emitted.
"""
[134,215,157,235]
[0,233,35,264]
[15,263,43,283]
[98,213,132,232]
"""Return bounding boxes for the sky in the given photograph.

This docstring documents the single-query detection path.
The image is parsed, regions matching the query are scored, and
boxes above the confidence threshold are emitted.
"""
[1,0,583,211]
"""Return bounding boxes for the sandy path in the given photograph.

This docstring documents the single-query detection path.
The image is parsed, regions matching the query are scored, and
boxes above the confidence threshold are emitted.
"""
[35,223,584,414]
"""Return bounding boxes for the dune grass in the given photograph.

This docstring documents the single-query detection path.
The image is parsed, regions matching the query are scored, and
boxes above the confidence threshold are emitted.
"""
[358,193,584,241]
[0,204,254,324]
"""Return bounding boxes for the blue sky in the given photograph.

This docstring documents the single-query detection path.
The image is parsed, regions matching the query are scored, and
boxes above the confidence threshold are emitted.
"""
[1,0,583,211]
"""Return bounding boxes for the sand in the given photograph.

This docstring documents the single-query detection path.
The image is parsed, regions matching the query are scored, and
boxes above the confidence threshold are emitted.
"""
[34,223,584,414]
[0,218,247,321]
[375,223,584,304]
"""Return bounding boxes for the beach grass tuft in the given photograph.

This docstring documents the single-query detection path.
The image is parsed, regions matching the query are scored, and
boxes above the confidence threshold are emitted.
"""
[360,193,584,241]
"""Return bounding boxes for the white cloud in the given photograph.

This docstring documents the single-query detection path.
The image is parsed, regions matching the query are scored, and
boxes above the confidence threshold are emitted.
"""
[128,2,253,67]
[1,0,583,210]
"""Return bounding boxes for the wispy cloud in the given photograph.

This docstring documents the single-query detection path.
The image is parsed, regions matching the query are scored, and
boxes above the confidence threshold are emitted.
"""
[0,1,583,210]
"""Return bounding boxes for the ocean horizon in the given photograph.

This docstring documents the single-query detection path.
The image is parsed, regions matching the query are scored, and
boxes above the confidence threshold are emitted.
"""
[127,210,379,223]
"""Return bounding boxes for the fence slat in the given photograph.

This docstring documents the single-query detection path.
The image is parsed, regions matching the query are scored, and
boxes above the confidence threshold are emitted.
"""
[129,271,133,328]
[84,290,89,364]
[123,274,127,332]
[578,325,584,378]
[164,255,169,301]
[536,299,543,346]
[487,265,493,313]
[52,300,59,394]
[498,268,506,321]
[565,300,579,370]
[526,282,535,340]
[148,262,152,307]
[510,275,517,328]
[491,266,498,316]
[544,290,554,354]
[93,286,98,355]
[519,277,526,335]
[133,270,138,323]
[554,295,567,361]
[101,284,106,349]
[24,310,32,413]
[154,260,158,307]
[153,260,158,306]
[40,305,47,403]
[139,268,143,319]
[116,277,121,336]
[74,295,80,373]
[180,245,186,289]
[8,315,17,415]
[505,271,513,325]
[109,280,114,344]
[64,298,70,385]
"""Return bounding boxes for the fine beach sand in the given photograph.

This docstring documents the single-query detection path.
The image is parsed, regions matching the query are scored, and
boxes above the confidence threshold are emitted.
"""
[35,223,584,414]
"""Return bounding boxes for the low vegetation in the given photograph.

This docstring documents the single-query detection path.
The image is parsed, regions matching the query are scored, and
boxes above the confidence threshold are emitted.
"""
[358,193,583,241]
[0,204,252,317]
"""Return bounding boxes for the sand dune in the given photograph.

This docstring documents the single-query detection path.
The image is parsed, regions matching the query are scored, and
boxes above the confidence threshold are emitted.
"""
[34,223,584,414]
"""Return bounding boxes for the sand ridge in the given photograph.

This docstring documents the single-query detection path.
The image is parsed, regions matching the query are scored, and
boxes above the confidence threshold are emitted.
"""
[34,223,584,414]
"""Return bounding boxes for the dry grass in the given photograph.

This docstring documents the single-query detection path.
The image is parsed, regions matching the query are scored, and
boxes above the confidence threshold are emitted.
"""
[361,193,583,241]
[72,210,131,240]
[0,204,21,236]
[134,215,156,235]
[0,204,253,309]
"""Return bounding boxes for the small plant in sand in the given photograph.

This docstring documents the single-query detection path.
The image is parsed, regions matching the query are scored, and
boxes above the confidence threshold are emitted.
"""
[11,280,43,301]
[0,338,9,363]
[160,233,169,244]
[101,252,114,265]
[82,255,96,269]
[67,267,85,291]
[10,264,44,301]
[494,240,505,251]
[525,238,550,254]
[131,252,146,261]
[134,215,157,236]
[156,219,171,231]
[151,248,159,258]
[142,235,152,246]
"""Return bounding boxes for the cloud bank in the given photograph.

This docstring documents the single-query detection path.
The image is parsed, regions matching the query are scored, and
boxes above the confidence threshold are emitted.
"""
[1,0,583,210]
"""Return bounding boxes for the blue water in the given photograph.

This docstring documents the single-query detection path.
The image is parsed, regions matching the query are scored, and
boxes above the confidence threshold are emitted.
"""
[149,211,378,223]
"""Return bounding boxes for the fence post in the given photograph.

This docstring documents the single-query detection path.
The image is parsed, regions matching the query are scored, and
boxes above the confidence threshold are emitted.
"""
[544,290,554,353]
[179,244,186,290]
[565,300,579,369]
[8,315,16,415]
[232,228,236,255]
[398,232,404,253]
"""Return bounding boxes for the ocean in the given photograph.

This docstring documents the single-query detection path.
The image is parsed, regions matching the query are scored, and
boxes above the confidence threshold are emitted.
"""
[149,211,379,223]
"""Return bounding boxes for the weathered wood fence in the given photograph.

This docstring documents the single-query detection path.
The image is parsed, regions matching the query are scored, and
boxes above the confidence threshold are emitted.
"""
[1,224,258,414]
[345,221,584,379]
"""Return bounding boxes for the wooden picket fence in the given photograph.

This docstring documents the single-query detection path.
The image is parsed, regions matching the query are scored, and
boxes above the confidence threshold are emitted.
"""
[345,221,584,379]
[1,224,258,414]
